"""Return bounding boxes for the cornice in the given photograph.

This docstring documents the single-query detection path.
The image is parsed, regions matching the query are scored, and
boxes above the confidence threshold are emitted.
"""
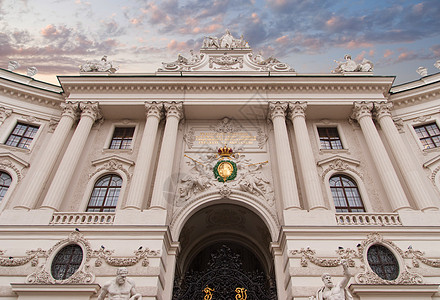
[58,75,394,96]
[0,77,64,108]
[389,81,440,108]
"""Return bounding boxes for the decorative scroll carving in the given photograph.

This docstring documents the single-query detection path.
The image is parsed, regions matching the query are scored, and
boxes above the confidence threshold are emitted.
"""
[211,117,241,133]
[159,52,205,71]
[26,231,94,284]
[248,52,294,72]
[288,102,307,119]
[0,106,12,125]
[93,247,160,267]
[256,127,268,149]
[393,118,405,133]
[48,118,59,133]
[0,249,46,267]
[203,30,249,49]
[290,247,356,268]
[145,102,164,119]
[183,127,196,148]
[89,158,133,180]
[80,55,118,73]
[405,248,440,268]
[356,269,423,285]
[319,157,362,181]
[333,55,373,73]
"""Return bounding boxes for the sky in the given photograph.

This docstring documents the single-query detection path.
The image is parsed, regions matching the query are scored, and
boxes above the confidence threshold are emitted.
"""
[0,0,439,86]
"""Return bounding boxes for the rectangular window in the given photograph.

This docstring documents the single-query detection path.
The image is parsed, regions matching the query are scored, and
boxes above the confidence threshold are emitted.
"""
[109,127,135,149]
[5,122,39,149]
[414,122,440,149]
[318,127,343,150]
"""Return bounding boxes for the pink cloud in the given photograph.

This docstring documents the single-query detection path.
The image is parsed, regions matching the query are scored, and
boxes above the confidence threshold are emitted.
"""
[326,16,339,27]
[167,40,189,51]
[41,24,58,37]
[369,49,375,56]
[251,13,260,24]
[343,40,373,49]
[384,49,394,58]
[276,35,289,45]
[356,51,366,61]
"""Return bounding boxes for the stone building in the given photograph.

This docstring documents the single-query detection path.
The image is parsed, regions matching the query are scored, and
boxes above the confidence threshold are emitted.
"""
[0,31,440,299]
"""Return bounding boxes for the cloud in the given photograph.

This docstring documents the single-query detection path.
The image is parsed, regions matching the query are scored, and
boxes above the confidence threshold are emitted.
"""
[384,49,394,58]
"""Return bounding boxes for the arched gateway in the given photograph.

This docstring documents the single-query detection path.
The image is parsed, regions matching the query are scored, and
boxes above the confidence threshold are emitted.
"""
[172,203,277,300]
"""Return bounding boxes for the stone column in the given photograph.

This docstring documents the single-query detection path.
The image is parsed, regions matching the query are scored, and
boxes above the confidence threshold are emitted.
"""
[124,102,163,210]
[149,102,183,210]
[269,102,301,210]
[352,102,411,211]
[14,102,80,210]
[288,102,326,210]
[40,102,102,211]
[375,102,438,211]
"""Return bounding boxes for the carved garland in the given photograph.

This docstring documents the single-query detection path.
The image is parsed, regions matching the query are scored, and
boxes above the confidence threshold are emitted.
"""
[290,248,356,268]
[290,233,426,285]
[0,249,46,267]
[405,248,440,268]
[93,247,160,267]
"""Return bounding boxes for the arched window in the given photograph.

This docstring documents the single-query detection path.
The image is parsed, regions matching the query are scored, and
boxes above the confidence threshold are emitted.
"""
[367,244,399,280]
[0,172,12,202]
[51,244,83,280]
[329,175,365,212]
[86,174,122,212]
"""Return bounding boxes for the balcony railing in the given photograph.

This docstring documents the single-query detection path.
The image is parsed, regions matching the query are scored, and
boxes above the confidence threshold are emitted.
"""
[335,213,402,226]
[50,212,115,225]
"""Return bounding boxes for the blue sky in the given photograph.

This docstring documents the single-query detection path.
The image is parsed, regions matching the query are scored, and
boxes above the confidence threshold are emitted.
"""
[1,0,439,85]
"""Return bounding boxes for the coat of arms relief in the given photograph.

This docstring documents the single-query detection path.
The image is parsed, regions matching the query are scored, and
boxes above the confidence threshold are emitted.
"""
[177,118,274,207]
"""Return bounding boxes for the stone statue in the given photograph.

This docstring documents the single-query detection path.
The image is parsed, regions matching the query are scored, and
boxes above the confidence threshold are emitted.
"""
[357,58,374,72]
[434,60,440,70]
[333,55,357,73]
[7,61,20,71]
[80,55,118,73]
[417,67,428,77]
[310,260,353,300]
[27,67,38,77]
[97,267,142,300]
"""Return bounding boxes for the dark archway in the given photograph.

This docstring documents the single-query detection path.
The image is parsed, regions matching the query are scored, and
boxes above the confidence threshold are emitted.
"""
[172,204,277,299]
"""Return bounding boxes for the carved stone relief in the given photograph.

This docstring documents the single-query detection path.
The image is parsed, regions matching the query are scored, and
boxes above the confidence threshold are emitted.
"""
[1,231,161,285]
[89,156,134,180]
[291,233,427,285]
[26,231,95,284]
[176,152,274,206]
[0,106,12,125]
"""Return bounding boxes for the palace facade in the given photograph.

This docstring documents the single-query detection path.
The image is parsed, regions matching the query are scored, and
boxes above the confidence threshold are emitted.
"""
[0,31,440,299]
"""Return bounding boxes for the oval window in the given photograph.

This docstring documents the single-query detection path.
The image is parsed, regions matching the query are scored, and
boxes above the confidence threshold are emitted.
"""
[367,244,399,280]
[51,244,84,280]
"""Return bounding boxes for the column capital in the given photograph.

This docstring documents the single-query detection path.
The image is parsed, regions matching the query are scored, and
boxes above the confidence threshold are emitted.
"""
[145,102,164,119]
[268,102,288,120]
[79,102,102,121]
[288,102,307,120]
[164,102,183,120]
[60,102,80,121]
[351,101,373,121]
[374,102,393,120]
